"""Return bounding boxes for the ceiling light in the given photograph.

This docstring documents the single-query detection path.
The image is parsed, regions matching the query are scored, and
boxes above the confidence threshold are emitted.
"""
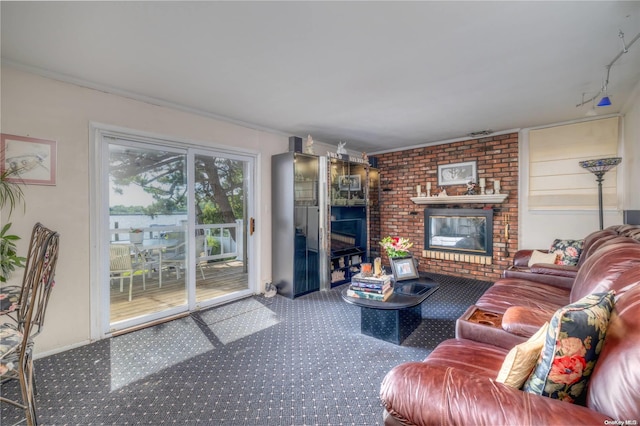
[596,96,611,107]
[467,130,493,138]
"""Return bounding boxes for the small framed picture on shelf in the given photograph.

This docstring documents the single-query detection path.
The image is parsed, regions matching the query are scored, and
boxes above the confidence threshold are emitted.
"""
[437,161,476,186]
[338,174,361,191]
[390,257,419,282]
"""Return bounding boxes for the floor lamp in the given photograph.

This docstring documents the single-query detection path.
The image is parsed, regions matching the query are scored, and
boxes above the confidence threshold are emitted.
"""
[579,157,622,230]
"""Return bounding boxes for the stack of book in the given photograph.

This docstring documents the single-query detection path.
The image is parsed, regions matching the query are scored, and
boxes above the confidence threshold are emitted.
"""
[347,273,393,301]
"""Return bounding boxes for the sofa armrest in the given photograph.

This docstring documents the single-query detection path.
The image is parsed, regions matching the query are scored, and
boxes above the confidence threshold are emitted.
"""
[502,306,555,337]
[512,249,537,267]
[456,305,527,349]
[380,362,611,426]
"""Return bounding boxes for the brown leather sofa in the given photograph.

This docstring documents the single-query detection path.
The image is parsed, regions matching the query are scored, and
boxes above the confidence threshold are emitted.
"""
[380,228,640,425]
[467,239,640,345]
[503,225,640,289]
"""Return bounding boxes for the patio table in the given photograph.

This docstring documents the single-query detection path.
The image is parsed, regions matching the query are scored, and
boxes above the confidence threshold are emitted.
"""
[115,239,179,287]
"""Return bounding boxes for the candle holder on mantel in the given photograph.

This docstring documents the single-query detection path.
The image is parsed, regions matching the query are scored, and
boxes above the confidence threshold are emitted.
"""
[579,157,622,230]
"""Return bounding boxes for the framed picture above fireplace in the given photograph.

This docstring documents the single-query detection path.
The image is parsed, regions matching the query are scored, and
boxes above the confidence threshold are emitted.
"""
[437,161,477,186]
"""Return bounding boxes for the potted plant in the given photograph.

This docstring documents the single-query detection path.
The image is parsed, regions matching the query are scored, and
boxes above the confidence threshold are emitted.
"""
[129,228,144,244]
[0,167,26,282]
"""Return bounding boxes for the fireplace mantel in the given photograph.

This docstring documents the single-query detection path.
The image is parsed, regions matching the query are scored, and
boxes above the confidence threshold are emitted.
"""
[411,193,508,205]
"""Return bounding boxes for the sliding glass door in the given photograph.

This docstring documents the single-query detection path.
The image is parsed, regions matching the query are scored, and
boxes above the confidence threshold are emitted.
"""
[101,132,254,334]
[107,140,188,328]
[193,151,250,303]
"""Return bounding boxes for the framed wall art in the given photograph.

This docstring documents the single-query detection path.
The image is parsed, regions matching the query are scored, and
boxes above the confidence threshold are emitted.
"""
[437,161,477,186]
[1,134,57,185]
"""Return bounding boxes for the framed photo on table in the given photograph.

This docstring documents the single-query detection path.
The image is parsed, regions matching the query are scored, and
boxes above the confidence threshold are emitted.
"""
[437,161,476,186]
[390,257,420,282]
[1,134,57,185]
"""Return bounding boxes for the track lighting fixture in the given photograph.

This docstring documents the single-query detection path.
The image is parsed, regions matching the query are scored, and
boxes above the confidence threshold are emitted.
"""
[576,30,639,111]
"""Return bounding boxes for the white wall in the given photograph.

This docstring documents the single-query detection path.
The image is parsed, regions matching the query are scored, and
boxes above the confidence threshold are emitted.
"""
[0,66,297,355]
[622,79,640,210]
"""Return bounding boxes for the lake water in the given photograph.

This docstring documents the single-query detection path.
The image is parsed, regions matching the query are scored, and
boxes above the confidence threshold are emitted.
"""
[110,214,188,230]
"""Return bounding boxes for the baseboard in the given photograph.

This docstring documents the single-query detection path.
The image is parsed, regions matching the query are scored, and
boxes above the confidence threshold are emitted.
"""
[34,338,93,360]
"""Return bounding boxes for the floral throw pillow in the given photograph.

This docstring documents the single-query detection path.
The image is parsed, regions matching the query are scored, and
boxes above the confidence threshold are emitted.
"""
[522,291,615,405]
[549,239,584,266]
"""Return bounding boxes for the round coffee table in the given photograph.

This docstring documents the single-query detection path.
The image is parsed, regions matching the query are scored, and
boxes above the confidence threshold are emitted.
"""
[341,279,439,344]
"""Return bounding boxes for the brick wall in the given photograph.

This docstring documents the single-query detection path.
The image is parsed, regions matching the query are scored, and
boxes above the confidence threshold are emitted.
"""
[375,133,519,282]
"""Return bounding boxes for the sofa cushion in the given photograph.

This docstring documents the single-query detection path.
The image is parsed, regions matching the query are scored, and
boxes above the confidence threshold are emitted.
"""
[419,338,507,377]
[476,278,571,314]
[549,239,584,266]
[496,322,549,388]
[528,250,558,267]
[523,291,614,405]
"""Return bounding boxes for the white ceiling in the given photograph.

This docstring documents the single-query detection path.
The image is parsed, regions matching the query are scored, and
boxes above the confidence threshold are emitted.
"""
[2,1,640,153]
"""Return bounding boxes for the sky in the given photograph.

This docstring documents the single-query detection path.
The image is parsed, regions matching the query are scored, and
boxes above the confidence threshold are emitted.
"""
[109,181,155,207]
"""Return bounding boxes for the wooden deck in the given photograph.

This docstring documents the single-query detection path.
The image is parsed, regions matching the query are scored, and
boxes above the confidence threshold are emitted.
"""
[110,260,248,323]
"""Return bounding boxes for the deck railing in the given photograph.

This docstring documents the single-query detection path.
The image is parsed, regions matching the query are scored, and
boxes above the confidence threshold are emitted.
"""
[110,220,243,261]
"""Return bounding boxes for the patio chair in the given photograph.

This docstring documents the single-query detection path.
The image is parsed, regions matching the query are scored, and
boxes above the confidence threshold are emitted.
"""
[0,222,60,426]
[109,244,147,301]
[131,243,159,282]
[162,236,206,280]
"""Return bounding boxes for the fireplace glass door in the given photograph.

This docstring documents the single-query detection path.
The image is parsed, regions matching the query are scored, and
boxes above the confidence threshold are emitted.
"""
[424,208,493,256]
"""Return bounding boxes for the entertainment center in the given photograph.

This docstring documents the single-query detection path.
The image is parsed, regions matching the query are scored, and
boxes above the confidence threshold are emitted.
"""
[271,140,379,298]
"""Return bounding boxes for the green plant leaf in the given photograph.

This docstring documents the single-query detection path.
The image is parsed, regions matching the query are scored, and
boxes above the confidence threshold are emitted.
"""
[0,222,25,282]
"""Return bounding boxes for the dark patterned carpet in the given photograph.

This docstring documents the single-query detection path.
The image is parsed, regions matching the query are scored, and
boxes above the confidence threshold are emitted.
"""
[1,273,492,425]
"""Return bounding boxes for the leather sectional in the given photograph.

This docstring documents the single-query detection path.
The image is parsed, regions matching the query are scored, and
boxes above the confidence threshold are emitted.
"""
[380,225,640,425]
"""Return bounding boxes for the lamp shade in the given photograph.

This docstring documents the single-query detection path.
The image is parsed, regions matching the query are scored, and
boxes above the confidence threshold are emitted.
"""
[597,96,612,107]
[579,157,621,175]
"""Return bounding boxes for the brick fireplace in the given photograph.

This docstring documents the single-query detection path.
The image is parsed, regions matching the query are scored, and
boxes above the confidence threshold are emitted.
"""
[375,133,519,281]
